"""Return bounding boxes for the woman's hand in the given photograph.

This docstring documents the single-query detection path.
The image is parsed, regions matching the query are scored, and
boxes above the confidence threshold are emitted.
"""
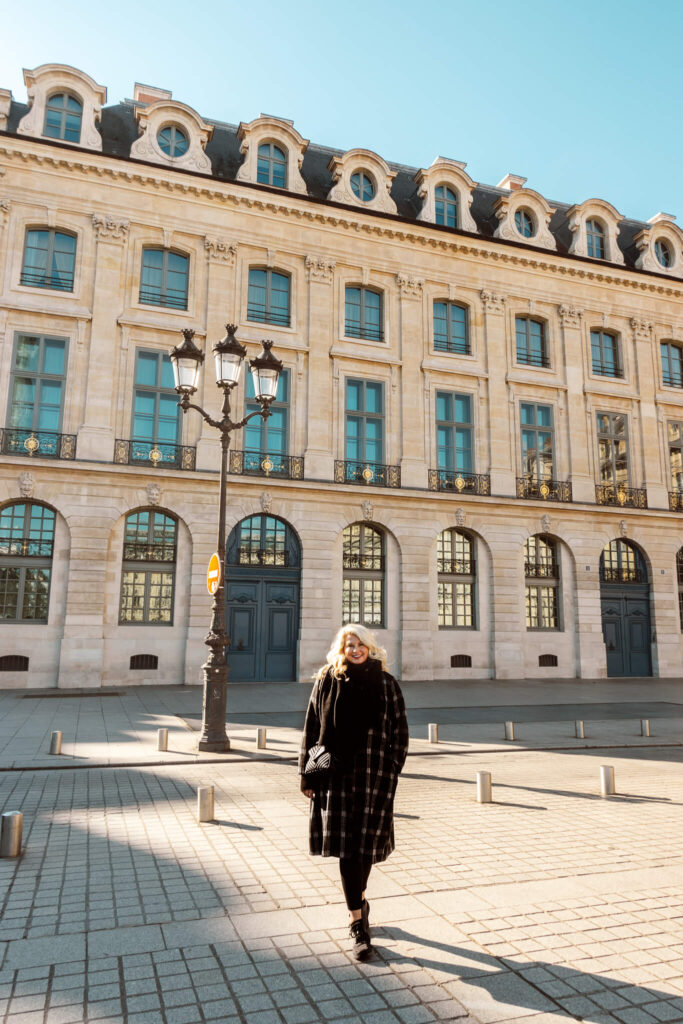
[302,789,314,799]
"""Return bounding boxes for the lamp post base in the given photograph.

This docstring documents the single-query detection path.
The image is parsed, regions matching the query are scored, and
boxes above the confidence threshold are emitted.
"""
[197,737,231,753]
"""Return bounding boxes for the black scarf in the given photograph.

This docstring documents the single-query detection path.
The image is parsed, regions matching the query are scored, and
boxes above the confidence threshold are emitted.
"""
[317,658,385,771]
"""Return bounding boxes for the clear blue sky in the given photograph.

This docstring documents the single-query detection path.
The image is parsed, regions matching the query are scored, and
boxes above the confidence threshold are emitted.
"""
[2,0,681,222]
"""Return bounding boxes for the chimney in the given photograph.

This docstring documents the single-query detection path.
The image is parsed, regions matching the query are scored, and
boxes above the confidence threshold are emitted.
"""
[134,82,172,106]
[497,173,527,191]
[648,212,677,225]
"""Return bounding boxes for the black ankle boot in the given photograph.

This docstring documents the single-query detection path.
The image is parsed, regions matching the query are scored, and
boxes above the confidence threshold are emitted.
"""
[349,919,371,961]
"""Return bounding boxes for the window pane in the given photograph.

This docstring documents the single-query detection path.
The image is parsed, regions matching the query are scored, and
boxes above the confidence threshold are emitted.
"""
[16,336,41,373]
[365,383,382,414]
[43,339,66,376]
[454,394,470,423]
[436,391,451,422]
[0,568,20,619]
[9,378,36,428]
[37,380,63,431]
[22,568,51,620]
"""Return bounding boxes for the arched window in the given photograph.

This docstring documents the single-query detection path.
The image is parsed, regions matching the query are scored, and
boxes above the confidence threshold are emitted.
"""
[350,171,375,202]
[516,317,549,368]
[345,286,383,342]
[342,523,384,627]
[43,93,82,143]
[140,249,189,310]
[227,514,300,567]
[119,510,176,624]
[524,535,560,630]
[435,185,458,227]
[247,268,291,327]
[0,503,55,623]
[600,539,645,584]
[437,529,475,628]
[586,219,606,259]
[157,125,189,157]
[257,142,287,188]
[655,239,673,269]
[515,208,535,237]
[21,229,76,291]
[677,549,683,631]
[433,301,469,354]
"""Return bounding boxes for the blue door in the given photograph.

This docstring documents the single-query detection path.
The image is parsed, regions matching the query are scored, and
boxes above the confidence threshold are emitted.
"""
[600,540,652,677]
[226,515,301,682]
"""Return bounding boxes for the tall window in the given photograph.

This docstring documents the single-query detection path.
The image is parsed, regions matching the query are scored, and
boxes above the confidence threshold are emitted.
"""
[586,219,606,259]
[524,535,560,630]
[43,93,82,143]
[132,351,180,454]
[435,185,458,227]
[257,142,287,188]
[244,369,289,469]
[433,302,469,354]
[601,539,643,583]
[7,335,67,440]
[140,249,189,310]
[597,412,629,489]
[661,342,683,387]
[21,229,76,291]
[342,523,384,627]
[516,317,549,368]
[0,503,55,623]
[119,510,176,624]
[346,379,384,468]
[677,549,683,631]
[436,392,472,473]
[232,515,293,567]
[345,286,383,342]
[438,529,475,628]
[247,268,291,327]
[591,330,622,378]
[668,422,683,492]
[520,403,553,482]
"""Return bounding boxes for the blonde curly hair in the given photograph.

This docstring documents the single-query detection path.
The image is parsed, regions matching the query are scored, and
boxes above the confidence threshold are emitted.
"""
[316,623,388,681]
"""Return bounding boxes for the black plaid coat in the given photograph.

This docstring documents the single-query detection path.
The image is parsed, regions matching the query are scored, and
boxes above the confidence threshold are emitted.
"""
[299,669,409,863]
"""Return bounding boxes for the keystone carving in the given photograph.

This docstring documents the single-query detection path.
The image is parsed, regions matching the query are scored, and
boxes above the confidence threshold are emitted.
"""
[261,491,273,514]
[541,513,552,533]
[204,238,238,265]
[92,214,130,241]
[558,304,584,327]
[305,255,336,283]
[18,471,34,498]
[480,289,506,313]
[396,273,424,299]
[146,482,162,506]
[362,500,374,521]
[455,507,465,527]
[619,519,628,537]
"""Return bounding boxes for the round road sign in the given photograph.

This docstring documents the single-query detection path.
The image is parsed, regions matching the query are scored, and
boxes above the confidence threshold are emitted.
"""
[207,552,221,595]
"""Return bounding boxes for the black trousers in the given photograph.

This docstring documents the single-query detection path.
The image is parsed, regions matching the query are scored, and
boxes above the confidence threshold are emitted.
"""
[339,857,373,911]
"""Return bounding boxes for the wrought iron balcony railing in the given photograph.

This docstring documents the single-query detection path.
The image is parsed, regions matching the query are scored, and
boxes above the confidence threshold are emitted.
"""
[344,322,384,342]
[343,553,385,571]
[138,288,187,310]
[428,470,491,495]
[123,541,177,563]
[246,304,291,328]
[516,477,572,502]
[232,549,290,567]
[1,428,76,460]
[663,372,683,388]
[670,491,683,511]
[438,558,476,576]
[595,483,647,509]
[229,450,304,480]
[592,362,624,378]
[114,439,196,471]
[525,561,559,579]
[516,350,551,369]
[20,269,74,291]
[600,566,646,584]
[0,537,53,557]
[335,460,400,488]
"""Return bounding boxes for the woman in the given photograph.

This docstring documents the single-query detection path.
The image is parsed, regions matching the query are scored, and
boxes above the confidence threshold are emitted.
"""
[299,624,409,961]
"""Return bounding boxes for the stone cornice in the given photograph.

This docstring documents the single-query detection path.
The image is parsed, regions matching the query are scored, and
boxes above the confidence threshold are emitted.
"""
[1,138,682,300]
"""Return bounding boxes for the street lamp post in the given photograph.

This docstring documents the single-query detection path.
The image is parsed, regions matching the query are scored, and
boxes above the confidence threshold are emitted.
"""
[169,324,282,752]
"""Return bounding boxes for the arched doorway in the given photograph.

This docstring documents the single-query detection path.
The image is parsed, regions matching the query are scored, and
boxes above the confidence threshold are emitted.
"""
[225,515,301,682]
[600,539,652,677]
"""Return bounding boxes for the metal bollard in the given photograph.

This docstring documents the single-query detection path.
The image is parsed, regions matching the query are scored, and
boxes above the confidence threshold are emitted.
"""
[49,731,62,755]
[428,723,439,744]
[476,771,492,803]
[641,719,651,737]
[504,721,515,741]
[157,728,168,752]
[257,727,267,749]
[0,812,23,858]
[197,786,214,822]
[575,720,585,739]
[600,765,615,797]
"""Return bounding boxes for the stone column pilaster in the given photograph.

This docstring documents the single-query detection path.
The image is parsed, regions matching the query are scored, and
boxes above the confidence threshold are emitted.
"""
[303,256,335,479]
[396,273,427,488]
[77,215,129,460]
[631,318,667,508]
[558,304,593,502]
[481,290,514,494]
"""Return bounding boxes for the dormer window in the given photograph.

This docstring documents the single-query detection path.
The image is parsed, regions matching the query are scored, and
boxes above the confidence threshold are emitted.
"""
[586,219,606,259]
[257,142,287,187]
[157,125,188,158]
[351,171,376,203]
[634,214,682,276]
[43,92,82,143]
[655,239,673,268]
[515,208,535,238]
[435,186,458,227]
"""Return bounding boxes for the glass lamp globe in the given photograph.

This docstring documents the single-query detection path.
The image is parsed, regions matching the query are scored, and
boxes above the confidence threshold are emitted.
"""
[249,340,283,403]
[169,329,205,395]
[213,324,247,388]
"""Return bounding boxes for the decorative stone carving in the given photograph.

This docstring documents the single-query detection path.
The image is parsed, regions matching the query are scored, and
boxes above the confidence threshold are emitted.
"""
[146,482,162,506]
[566,198,625,265]
[327,148,397,215]
[362,500,374,521]
[305,255,336,283]
[18,472,34,498]
[480,289,506,313]
[92,214,129,242]
[0,89,11,131]
[0,198,9,230]
[493,188,557,251]
[455,507,465,527]
[131,99,213,173]
[541,513,552,533]
[260,491,273,514]
[558,304,583,327]
[634,213,683,276]
[414,157,477,232]
[17,64,106,151]
[204,237,237,265]
[619,519,628,537]
[236,115,309,195]
[631,317,653,341]
[396,273,423,299]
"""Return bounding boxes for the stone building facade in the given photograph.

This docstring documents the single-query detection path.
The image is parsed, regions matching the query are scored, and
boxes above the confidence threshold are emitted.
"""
[1,63,682,688]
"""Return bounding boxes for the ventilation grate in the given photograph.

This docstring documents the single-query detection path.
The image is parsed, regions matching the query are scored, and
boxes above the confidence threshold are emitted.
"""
[539,654,558,667]
[450,654,472,668]
[0,655,29,671]
[130,654,158,670]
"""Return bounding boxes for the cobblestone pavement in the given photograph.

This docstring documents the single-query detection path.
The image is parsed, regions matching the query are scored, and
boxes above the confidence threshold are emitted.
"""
[3,743,683,1023]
